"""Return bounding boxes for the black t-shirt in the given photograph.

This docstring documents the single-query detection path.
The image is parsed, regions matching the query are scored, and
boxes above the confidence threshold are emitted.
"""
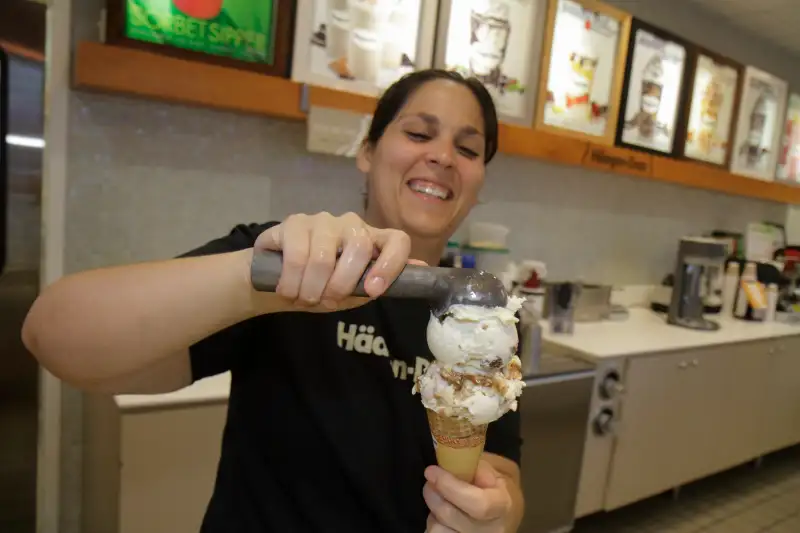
[182,222,522,533]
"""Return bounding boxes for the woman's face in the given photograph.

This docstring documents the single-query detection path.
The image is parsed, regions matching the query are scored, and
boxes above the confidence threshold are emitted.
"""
[358,79,488,239]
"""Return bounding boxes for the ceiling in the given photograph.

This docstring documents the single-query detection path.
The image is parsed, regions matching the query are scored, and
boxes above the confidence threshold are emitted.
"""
[685,0,800,56]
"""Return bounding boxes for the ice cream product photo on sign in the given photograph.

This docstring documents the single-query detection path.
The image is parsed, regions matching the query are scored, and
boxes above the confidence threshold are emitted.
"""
[776,94,800,183]
[291,0,438,97]
[434,0,547,125]
[618,22,687,155]
[540,0,626,140]
[729,66,788,181]
[682,53,740,166]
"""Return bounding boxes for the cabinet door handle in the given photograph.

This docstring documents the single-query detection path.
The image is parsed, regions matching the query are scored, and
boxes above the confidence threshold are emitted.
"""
[678,361,688,369]
[691,359,700,367]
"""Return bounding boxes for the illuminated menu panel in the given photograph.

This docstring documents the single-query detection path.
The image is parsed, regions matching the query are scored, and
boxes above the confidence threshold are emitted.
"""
[619,26,686,154]
[292,0,438,97]
[776,94,800,183]
[683,54,739,165]
[730,66,788,181]
[438,0,545,125]
[124,0,278,64]
[543,0,621,137]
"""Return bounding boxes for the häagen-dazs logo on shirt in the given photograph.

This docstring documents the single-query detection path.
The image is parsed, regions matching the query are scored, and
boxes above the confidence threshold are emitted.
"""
[336,321,430,381]
[337,322,390,356]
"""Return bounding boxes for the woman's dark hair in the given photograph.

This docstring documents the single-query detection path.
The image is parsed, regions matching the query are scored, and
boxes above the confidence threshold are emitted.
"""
[364,69,499,164]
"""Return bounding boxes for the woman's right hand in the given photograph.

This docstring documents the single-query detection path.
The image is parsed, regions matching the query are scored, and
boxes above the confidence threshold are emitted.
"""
[255,212,418,311]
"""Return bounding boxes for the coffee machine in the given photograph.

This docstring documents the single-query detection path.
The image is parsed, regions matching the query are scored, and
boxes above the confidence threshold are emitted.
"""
[667,237,728,331]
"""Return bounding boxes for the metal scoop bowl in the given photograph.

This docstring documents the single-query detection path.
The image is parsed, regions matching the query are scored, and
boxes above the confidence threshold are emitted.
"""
[250,249,508,318]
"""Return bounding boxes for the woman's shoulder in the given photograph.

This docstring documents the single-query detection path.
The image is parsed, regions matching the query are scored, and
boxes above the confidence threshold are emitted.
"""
[179,221,279,258]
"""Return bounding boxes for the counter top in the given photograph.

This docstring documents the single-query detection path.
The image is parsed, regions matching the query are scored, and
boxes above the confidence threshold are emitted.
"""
[115,309,800,410]
[542,308,800,360]
[116,372,231,411]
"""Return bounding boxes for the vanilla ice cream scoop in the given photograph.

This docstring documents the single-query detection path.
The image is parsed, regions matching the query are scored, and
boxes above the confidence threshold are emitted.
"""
[414,296,526,425]
[426,297,523,369]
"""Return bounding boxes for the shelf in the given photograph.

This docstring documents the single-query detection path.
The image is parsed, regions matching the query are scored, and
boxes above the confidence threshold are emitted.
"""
[73,41,800,205]
[73,41,305,121]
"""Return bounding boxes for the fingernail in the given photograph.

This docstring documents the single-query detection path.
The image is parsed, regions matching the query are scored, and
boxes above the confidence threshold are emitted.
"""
[424,467,437,483]
[321,299,338,310]
[367,276,386,294]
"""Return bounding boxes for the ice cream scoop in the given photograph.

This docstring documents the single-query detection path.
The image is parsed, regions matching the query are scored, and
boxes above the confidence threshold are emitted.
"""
[250,249,508,317]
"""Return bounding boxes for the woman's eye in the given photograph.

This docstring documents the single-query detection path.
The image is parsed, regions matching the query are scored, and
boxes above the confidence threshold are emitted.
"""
[459,146,479,159]
[406,131,431,141]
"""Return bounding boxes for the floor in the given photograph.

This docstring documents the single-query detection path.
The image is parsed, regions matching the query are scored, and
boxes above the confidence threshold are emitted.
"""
[574,445,800,533]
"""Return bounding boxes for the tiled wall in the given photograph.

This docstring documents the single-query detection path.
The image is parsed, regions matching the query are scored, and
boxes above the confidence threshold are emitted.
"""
[54,0,798,531]
[66,91,786,283]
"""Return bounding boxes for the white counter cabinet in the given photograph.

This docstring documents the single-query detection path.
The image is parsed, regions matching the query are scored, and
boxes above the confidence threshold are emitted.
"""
[604,336,800,510]
[83,396,228,533]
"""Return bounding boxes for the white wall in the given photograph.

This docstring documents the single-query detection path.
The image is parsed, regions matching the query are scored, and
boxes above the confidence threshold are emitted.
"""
[44,0,799,531]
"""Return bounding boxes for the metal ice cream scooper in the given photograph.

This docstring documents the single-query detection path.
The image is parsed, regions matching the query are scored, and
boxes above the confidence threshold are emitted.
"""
[250,249,508,317]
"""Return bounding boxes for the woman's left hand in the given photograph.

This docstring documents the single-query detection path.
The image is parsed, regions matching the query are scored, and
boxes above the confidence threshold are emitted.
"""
[423,460,513,533]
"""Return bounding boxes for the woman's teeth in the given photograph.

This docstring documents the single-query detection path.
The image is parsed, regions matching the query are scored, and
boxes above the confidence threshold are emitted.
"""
[408,181,450,200]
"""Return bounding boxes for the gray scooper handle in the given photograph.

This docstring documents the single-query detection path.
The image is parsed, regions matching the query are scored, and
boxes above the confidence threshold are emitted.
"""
[250,248,449,300]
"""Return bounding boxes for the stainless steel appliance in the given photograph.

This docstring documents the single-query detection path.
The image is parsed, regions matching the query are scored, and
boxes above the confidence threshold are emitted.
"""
[519,352,596,533]
[667,237,727,331]
[0,48,44,532]
[543,282,613,323]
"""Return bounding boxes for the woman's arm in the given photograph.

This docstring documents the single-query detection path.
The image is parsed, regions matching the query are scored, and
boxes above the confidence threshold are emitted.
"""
[22,249,282,391]
[23,213,412,394]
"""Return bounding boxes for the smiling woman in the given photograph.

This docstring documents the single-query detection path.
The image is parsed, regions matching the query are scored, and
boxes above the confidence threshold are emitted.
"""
[22,68,522,533]
[359,69,499,255]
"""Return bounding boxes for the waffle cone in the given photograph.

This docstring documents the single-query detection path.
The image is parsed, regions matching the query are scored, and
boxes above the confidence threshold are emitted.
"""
[427,410,488,483]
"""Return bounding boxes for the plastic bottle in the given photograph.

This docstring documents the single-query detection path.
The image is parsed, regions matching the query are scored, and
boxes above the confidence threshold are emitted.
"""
[734,262,756,318]
[721,262,740,317]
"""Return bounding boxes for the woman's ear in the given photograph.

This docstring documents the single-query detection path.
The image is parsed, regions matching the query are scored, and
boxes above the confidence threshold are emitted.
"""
[356,140,372,174]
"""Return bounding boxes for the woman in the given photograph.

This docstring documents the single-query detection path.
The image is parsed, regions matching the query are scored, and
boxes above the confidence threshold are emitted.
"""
[23,70,524,533]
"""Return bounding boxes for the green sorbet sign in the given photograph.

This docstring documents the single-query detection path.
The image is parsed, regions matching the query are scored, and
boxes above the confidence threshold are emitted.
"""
[125,0,276,64]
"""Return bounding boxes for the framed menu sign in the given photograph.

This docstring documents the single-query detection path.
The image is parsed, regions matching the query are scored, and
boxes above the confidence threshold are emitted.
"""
[292,0,438,97]
[616,19,688,155]
[105,0,295,76]
[775,93,800,183]
[678,49,741,167]
[536,0,630,143]
[434,0,547,126]
[729,66,788,181]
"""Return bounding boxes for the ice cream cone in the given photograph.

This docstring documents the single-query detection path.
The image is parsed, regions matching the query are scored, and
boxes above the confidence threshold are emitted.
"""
[427,410,488,483]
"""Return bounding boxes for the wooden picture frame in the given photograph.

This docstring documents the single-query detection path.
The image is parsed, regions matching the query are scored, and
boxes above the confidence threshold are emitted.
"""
[729,66,788,181]
[615,18,690,156]
[776,93,800,184]
[674,45,743,168]
[291,0,438,98]
[105,0,295,77]
[0,46,7,275]
[534,0,631,144]
[434,0,548,126]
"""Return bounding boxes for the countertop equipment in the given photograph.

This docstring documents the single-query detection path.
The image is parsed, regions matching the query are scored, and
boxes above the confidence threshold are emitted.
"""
[519,352,596,533]
[517,303,597,532]
[543,282,613,323]
[667,237,727,331]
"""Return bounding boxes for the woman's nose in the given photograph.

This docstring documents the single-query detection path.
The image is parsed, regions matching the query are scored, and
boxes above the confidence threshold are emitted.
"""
[427,139,455,168]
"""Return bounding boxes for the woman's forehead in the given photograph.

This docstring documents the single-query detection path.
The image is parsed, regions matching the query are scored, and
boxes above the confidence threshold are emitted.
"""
[399,80,485,131]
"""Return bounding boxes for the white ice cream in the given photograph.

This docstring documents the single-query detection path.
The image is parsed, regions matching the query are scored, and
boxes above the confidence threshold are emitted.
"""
[414,296,526,425]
